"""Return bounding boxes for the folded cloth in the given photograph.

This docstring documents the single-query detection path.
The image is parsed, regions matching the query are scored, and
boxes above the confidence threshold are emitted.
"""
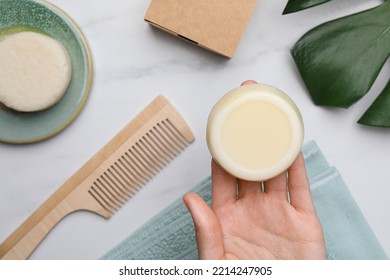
[102,141,388,260]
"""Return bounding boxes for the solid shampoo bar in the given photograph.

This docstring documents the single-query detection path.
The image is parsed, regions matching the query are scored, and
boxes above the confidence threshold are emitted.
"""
[0,32,71,112]
[144,0,258,58]
[207,84,304,181]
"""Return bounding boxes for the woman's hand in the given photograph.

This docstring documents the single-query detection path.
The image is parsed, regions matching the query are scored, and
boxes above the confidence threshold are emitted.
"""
[183,80,326,260]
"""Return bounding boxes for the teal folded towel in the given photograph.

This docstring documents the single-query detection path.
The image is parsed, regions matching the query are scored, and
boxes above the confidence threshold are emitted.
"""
[102,141,387,260]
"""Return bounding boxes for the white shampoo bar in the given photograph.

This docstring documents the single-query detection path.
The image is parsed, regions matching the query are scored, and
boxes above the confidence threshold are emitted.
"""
[207,84,304,181]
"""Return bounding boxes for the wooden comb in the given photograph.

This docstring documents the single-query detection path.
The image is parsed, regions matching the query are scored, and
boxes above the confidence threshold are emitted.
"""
[0,95,194,260]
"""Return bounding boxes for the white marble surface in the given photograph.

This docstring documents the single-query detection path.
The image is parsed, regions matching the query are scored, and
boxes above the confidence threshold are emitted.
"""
[1,0,389,259]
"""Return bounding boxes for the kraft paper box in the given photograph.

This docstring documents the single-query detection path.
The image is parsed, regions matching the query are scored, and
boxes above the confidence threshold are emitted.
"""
[144,0,258,58]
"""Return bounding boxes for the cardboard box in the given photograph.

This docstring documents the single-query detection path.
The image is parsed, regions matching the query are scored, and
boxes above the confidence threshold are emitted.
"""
[144,0,258,58]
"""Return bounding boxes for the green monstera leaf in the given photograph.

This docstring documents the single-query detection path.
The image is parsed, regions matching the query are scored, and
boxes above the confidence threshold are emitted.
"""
[358,80,390,127]
[283,0,333,14]
[286,0,390,127]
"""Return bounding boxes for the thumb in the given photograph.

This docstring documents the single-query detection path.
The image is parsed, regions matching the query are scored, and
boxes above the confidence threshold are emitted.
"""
[183,192,225,259]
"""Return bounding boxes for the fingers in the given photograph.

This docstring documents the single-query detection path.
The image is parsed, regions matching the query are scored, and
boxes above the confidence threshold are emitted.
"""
[183,192,225,260]
[241,80,257,86]
[287,153,316,213]
[264,172,288,200]
[238,179,261,198]
[211,80,258,205]
[211,160,237,210]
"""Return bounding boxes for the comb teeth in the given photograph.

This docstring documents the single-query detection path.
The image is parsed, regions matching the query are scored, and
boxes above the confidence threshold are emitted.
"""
[87,119,192,215]
[0,96,194,260]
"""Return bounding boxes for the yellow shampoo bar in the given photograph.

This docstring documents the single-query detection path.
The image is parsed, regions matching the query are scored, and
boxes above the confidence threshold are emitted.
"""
[207,84,304,181]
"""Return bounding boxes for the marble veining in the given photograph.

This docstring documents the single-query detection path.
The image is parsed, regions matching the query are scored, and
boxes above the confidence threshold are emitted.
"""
[0,0,389,259]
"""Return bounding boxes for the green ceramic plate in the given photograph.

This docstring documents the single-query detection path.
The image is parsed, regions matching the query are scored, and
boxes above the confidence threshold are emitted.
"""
[0,0,93,144]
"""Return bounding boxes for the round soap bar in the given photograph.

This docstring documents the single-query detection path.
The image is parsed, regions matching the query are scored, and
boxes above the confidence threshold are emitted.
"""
[207,84,304,181]
[0,31,72,112]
